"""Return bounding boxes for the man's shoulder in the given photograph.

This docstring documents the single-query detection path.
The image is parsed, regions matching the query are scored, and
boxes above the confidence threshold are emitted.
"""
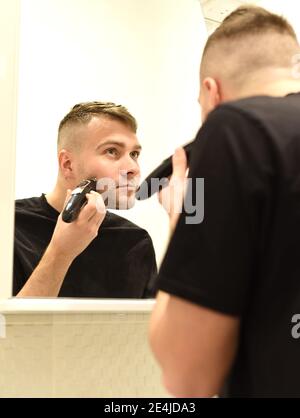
[14,196,50,238]
[197,93,300,153]
[15,195,58,225]
[215,93,300,126]
[15,196,43,214]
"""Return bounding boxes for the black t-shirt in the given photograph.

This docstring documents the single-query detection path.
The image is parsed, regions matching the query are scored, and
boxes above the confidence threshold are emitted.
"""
[14,194,157,298]
[157,93,300,397]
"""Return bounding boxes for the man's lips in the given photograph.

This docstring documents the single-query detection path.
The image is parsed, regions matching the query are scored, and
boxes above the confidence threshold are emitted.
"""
[117,185,138,191]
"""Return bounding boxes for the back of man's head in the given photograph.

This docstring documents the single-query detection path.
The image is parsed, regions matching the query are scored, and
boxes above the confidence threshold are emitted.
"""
[200,5,300,92]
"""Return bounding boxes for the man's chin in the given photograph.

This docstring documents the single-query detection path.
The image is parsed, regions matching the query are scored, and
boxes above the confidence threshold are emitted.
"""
[106,195,136,210]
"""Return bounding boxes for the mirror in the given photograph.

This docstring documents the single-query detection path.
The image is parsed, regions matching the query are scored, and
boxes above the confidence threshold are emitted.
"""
[12,0,206,298]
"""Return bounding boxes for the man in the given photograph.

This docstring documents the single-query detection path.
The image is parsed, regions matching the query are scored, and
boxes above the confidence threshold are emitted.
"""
[150,6,300,397]
[14,102,157,298]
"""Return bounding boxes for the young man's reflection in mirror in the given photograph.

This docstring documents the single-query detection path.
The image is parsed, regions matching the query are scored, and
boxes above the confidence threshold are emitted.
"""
[14,102,157,298]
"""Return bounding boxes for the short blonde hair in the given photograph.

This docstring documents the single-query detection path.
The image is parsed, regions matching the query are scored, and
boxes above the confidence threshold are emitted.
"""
[201,6,299,84]
[57,101,137,149]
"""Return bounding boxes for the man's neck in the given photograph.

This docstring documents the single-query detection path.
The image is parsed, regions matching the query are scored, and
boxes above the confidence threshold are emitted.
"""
[237,81,300,101]
[232,69,300,101]
[45,183,68,213]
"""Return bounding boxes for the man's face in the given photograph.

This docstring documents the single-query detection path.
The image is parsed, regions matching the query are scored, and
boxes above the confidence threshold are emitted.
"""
[72,116,141,209]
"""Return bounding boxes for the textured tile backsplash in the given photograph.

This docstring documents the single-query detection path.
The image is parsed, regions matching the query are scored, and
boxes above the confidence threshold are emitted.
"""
[0,312,168,398]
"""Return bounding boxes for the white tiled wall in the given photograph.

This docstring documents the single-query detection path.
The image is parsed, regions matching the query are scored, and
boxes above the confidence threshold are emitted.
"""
[0,311,168,398]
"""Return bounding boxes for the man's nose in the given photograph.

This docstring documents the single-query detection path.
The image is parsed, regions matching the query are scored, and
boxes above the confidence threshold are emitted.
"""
[120,155,140,178]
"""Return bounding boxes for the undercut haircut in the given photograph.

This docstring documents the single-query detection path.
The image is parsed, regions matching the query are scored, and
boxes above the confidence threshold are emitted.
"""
[200,6,300,86]
[57,101,137,150]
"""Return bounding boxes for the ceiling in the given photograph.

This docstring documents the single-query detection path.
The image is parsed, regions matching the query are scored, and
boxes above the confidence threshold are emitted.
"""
[200,0,263,34]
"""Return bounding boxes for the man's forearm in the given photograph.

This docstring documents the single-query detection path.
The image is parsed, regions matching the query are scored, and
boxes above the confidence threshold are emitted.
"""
[16,245,73,297]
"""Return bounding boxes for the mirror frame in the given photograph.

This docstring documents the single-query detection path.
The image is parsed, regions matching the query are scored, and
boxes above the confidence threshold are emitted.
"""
[0,0,20,298]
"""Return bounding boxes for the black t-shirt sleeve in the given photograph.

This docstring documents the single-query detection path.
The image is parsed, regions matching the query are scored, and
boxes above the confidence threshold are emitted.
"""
[157,106,272,316]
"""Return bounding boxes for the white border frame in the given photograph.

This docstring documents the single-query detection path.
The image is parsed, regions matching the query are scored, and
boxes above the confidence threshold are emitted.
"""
[0,0,20,298]
[0,298,155,313]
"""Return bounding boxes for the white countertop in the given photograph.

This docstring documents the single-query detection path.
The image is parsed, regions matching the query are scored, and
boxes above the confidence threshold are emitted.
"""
[0,298,155,313]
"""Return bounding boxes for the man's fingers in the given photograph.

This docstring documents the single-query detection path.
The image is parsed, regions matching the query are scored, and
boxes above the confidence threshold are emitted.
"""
[90,191,106,216]
[171,147,188,180]
[80,191,106,223]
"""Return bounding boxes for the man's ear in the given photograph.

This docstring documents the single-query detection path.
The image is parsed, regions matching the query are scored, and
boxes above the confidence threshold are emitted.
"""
[202,77,222,111]
[58,149,74,180]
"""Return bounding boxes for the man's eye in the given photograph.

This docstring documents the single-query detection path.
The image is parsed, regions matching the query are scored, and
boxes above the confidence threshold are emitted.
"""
[131,151,140,159]
[106,148,118,156]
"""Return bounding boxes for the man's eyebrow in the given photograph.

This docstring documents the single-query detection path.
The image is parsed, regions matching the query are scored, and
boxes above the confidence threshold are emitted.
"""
[96,140,142,150]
